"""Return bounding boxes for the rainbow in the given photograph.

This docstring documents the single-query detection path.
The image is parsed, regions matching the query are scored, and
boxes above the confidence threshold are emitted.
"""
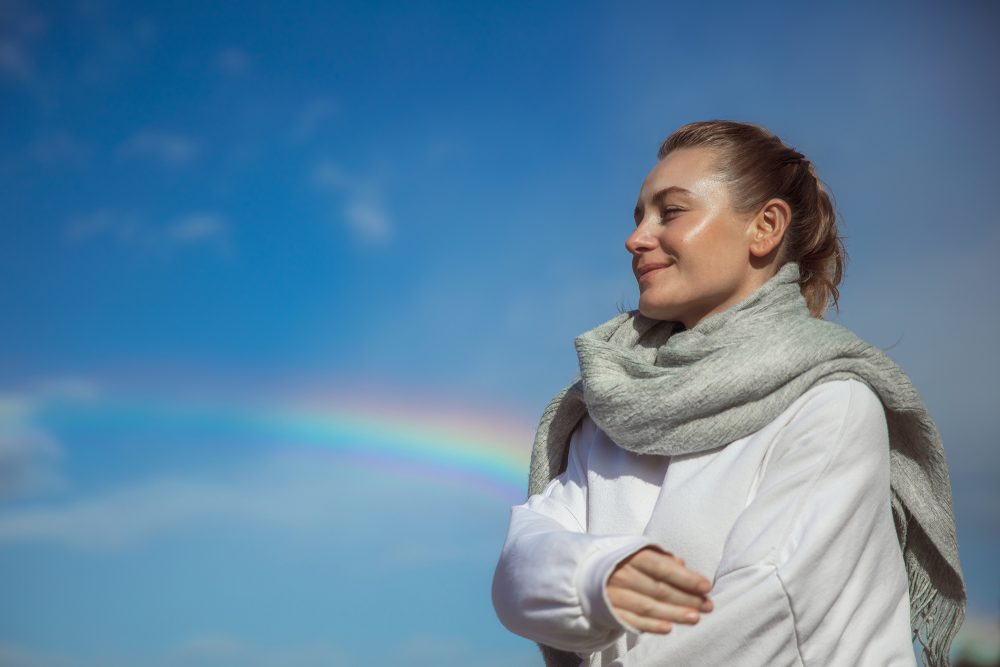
[25,384,538,504]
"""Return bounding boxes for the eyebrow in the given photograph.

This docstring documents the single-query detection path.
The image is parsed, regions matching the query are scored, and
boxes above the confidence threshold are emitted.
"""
[634,186,695,223]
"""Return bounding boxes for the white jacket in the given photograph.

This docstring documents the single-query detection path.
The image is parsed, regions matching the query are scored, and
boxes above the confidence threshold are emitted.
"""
[493,379,917,666]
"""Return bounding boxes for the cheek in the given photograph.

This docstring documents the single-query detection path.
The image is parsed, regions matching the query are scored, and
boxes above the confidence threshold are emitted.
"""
[689,220,744,266]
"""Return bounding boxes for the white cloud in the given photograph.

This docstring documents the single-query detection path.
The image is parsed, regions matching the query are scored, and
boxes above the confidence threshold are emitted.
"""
[312,160,393,246]
[63,208,145,244]
[0,452,404,551]
[343,196,392,244]
[0,428,63,500]
[27,376,102,401]
[0,376,102,421]
[64,209,233,257]
[116,129,199,166]
[0,378,83,501]
[165,212,230,244]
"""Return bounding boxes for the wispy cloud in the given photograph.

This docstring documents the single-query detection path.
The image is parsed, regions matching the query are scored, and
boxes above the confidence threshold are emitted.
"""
[312,160,392,245]
[164,212,230,246]
[0,376,102,417]
[0,452,396,551]
[64,209,233,257]
[0,428,63,500]
[64,208,145,244]
[116,129,199,166]
[0,377,93,501]
[25,377,102,402]
[342,196,392,245]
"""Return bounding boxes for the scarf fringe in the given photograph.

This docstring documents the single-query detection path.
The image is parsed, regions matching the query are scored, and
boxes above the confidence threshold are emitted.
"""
[908,552,965,667]
[894,491,965,667]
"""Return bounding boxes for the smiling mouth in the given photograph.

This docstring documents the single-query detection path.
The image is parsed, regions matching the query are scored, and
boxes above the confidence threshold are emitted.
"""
[638,264,672,280]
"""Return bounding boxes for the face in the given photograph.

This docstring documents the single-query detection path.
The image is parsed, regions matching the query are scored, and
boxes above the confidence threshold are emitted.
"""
[625,147,761,330]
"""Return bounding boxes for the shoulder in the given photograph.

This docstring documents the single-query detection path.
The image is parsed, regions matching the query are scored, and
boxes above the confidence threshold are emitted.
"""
[772,379,889,463]
[782,378,885,431]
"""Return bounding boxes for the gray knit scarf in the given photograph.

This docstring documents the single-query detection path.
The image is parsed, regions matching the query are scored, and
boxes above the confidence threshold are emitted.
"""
[527,261,966,667]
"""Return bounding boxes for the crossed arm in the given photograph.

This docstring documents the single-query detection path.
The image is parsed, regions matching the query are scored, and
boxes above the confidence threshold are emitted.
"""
[492,380,916,666]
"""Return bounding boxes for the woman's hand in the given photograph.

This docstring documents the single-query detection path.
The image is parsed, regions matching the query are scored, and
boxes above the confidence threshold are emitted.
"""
[606,546,714,634]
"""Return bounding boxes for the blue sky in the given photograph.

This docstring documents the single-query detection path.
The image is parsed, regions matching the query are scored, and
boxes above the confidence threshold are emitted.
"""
[1,0,998,664]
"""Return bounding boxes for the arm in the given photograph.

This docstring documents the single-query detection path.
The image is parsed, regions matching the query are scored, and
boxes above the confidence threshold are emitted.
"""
[492,418,667,654]
[609,379,916,666]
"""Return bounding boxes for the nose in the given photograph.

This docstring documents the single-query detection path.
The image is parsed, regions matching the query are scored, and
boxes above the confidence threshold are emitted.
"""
[625,221,657,256]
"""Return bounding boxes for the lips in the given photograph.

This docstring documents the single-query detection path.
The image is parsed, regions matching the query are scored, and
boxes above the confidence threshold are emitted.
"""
[637,262,672,277]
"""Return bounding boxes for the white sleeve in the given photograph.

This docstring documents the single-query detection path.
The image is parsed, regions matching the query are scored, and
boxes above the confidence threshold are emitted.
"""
[609,379,916,667]
[492,418,671,655]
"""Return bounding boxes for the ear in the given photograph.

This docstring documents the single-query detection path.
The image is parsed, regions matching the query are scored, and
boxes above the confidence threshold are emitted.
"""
[747,198,791,259]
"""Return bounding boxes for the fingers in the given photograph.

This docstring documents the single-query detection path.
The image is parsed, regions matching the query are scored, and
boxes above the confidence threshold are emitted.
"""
[615,608,673,635]
[608,561,713,613]
[606,586,702,629]
[630,549,713,598]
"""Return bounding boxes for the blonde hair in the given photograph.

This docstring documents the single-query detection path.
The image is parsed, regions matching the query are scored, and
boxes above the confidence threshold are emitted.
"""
[658,120,848,318]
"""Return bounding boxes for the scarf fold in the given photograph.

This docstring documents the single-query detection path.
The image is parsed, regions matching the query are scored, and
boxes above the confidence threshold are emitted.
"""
[528,261,966,667]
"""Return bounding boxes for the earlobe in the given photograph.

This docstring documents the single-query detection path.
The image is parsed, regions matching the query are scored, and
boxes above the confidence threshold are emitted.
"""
[748,236,772,258]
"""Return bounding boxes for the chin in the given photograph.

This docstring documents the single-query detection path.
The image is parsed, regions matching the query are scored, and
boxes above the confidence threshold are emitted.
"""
[637,298,680,322]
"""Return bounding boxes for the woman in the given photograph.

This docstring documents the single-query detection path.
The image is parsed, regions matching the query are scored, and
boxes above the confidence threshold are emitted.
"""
[491,120,966,667]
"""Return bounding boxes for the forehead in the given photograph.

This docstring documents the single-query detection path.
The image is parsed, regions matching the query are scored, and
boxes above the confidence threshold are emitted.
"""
[637,147,724,202]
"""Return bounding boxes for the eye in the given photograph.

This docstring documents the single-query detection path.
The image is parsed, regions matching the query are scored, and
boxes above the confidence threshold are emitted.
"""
[660,207,684,222]
[634,207,684,227]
